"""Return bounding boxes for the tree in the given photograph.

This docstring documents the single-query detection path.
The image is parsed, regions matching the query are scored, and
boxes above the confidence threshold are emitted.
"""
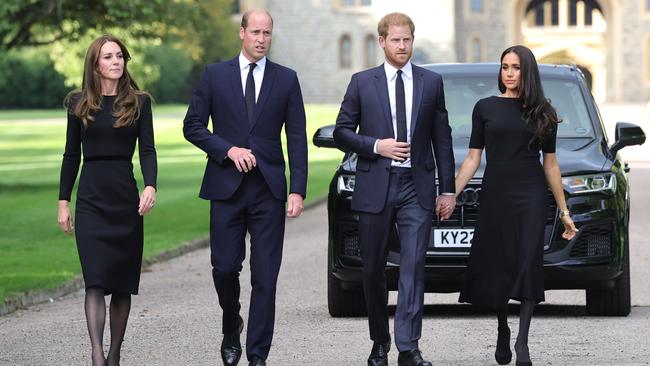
[46,0,240,97]
[0,0,241,105]
[165,0,240,64]
[0,0,173,50]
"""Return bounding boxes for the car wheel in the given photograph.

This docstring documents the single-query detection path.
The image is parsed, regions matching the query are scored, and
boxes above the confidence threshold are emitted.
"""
[585,232,631,316]
[327,273,367,317]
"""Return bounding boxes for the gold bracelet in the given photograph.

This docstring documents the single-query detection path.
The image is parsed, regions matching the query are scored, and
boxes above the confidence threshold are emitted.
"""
[559,209,571,218]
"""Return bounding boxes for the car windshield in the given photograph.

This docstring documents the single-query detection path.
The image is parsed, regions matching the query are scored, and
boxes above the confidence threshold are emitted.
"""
[442,75,595,139]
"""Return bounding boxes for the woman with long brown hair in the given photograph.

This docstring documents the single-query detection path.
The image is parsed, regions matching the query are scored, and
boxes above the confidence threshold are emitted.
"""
[453,45,578,365]
[57,35,157,366]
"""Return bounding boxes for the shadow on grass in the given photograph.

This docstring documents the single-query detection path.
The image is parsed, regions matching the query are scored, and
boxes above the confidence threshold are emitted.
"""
[0,182,59,193]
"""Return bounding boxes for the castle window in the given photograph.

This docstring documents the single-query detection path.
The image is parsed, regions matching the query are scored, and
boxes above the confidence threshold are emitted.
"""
[365,35,377,68]
[470,0,484,12]
[569,0,577,25]
[340,35,352,69]
[526,0,603,27]
[340,0,372,7]
[645,35,650,84]
[551,0,559,25]
[467,36,484,63]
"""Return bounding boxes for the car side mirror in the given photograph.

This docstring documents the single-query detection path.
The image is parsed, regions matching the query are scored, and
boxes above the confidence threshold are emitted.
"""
[610,122,646,155]
[312,124,338,148]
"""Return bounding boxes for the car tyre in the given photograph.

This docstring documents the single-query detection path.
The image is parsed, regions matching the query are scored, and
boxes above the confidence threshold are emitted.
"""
[328,273,367,317]
[585,233,631,316]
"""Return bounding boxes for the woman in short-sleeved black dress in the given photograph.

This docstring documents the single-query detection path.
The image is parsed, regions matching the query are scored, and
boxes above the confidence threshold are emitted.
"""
[452,46,578,365]
[57,35,157,366]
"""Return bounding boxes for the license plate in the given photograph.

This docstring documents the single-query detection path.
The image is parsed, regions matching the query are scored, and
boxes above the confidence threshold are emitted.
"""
[432,229,474,248]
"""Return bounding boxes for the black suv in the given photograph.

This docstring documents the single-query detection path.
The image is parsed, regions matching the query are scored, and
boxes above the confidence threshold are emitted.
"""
[313,63,645,317]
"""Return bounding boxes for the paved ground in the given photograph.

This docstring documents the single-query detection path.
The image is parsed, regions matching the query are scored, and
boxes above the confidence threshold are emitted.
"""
[1,165,650,366]
[1,103,649,365]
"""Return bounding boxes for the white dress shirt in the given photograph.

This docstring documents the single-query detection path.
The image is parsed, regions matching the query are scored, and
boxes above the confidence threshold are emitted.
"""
[373,61,413,167]
[239,52,266,103]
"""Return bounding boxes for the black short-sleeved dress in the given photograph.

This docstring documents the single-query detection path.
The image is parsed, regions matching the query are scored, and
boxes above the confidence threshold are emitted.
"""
[458,96,556,309]
[59,94,157,295]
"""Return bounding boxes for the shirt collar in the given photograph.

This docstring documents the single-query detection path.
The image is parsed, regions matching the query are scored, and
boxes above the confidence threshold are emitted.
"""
[239,52,267,72]
[384,61,412,81]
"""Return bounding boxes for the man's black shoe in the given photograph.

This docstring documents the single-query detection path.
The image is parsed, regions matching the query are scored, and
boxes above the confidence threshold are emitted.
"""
[248,356,266,366]
[397,349,433,366]
[368,341,390,366]
[220,315,244,366]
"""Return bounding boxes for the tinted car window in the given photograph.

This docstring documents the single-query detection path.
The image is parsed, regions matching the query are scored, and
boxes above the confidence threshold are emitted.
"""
[442,76,595,139]
[542,79,594,138]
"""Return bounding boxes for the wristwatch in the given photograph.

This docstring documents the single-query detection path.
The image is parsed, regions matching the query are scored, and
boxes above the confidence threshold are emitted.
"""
[559,209,571,218]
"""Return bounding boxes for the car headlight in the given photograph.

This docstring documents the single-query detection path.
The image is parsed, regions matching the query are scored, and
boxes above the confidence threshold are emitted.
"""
[337,174,355,194]
[562,173,616,194]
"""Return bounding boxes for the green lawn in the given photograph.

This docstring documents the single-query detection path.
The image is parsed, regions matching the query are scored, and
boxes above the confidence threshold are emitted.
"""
[0,104,343,304]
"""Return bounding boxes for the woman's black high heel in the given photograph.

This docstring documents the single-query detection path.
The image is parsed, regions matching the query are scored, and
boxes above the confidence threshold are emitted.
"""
[514,340,532,366]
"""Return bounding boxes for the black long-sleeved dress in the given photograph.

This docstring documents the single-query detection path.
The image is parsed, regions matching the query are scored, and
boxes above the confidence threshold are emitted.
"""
[59,94,157,295]
[459,96,556,308]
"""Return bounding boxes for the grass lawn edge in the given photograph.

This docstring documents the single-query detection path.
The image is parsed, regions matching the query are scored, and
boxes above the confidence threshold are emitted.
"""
[0,196,328,317]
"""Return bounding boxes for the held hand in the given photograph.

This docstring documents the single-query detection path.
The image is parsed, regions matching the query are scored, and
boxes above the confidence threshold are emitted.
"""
[376,138,410,161]
[436,195,456,220]
[138,186,157,216]
[57,201,74,235]
[227,147,257,173]
[561,215,579,240]
[286,193,304,218]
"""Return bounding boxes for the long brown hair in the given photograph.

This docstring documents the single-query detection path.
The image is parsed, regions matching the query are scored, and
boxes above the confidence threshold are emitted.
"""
[498,45,560,148]
[65,35,147,128]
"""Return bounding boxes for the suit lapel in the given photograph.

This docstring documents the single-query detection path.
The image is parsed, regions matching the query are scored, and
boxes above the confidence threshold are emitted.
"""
[410,66,424,138]
[250,60,276,132]
[228,57,247,124]
[373,65,394,136]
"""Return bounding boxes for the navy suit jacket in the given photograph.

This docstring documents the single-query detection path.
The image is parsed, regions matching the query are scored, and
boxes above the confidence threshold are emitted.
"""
[333,64,455,214]
[183,57,307,201]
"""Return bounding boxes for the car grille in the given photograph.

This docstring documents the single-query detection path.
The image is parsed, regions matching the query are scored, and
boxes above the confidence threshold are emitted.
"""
[338,185,560,258]
[338,223,360,257]
[570,224,613,258]
[434,183,557,228]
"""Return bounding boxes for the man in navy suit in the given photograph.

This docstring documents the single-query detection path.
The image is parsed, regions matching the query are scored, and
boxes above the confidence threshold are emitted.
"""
[183,9,307,366]
[334,13,455,366]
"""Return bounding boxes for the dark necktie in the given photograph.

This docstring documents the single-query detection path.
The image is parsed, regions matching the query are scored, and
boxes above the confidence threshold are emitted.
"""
[395,69,407,142]
[245,63,257,125]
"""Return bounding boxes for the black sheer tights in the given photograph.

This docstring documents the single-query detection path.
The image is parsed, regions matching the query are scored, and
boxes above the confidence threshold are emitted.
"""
[494,300,535,365]
[84,288,106,365]
[84,287,131,366]
[515,299,535,364]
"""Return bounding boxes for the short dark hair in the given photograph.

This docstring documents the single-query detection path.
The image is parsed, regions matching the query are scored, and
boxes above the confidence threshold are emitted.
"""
[241,9,274,29]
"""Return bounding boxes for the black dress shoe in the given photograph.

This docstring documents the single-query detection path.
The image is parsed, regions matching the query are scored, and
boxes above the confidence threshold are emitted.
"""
[397,349,433,366]
[248,356,266,366]
[368,341,390,366]
[221,315,244,366]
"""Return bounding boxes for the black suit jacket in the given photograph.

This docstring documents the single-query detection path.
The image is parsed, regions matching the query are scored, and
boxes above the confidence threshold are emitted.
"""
[183,57,308,201]
[333,64,455,213]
